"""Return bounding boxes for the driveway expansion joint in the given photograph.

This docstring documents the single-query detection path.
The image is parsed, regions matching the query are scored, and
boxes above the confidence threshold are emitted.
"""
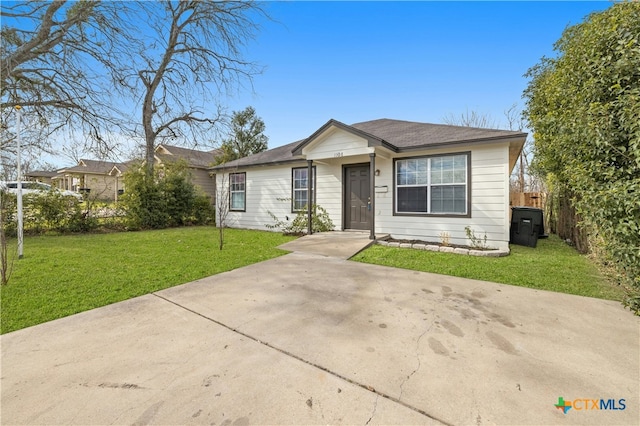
[151,292,453,426]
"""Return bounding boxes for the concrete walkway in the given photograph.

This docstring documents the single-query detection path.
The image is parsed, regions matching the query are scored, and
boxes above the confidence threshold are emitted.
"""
[1,234,639,425]
[277,231,376,259]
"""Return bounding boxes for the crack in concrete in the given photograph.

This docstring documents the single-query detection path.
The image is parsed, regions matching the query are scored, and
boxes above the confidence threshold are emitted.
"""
[377,275,430,404]
[152,292,453,426]
[365,394,379,425]
[398,316,435,402]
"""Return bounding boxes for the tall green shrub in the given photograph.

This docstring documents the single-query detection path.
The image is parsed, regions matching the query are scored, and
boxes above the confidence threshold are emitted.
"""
[27,192,86,233]
[121,160,214,230]
[163,166,196,227]
[121,163,168,230]
[524,2,640,313]
[1,191,92,235]
[0,192,17,237]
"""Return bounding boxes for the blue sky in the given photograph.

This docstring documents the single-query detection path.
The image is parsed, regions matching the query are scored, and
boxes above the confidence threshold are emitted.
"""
[224,1,612,149]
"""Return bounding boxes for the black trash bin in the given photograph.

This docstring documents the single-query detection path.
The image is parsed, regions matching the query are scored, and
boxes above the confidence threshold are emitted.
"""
[510,207,546,247]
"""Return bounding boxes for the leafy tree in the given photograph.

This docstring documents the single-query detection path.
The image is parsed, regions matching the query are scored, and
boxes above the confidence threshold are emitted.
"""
[121,160,214,230]
[523,2,640,313]
[215,106,268,164]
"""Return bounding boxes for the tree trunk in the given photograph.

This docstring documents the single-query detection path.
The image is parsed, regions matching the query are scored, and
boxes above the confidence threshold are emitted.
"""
[556,189,589,253]
[142,74,157,178]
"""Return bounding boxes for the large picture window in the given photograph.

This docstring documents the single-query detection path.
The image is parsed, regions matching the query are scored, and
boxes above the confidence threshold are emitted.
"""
[229,172,246,211]
[395,153,469,215]
[292,167,315,212]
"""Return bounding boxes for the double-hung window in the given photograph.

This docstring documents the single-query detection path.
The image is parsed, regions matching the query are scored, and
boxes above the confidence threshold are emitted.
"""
[229,172,246,211]
[292,167,315,212]
[395,153,469,215]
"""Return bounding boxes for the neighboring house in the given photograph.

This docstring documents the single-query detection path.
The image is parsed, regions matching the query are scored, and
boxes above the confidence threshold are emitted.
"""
[211,118,526,251]
[154,144,221,201]
[55,159,126,201]
[46,144,220,202]
[24,170,59,185]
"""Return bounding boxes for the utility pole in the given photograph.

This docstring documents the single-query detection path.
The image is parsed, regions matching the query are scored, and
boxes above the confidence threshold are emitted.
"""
[15,105,23,259]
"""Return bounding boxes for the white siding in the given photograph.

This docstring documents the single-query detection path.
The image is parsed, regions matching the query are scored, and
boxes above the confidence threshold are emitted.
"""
[216,163,342,231]
[374,143,510,250]
[218,142,512,250]
[314,161,343,230]
[303,129,373,160]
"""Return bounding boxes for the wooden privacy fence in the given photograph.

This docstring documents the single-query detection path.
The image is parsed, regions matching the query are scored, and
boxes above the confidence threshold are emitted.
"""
[509,191,590,252]
[510,192,545,209]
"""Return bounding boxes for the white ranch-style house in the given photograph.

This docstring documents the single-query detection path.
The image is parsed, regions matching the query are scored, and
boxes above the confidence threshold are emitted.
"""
[211,118,526,251]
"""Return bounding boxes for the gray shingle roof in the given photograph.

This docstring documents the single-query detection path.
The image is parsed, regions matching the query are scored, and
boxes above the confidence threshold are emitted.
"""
[211,118,526,170]
[210,139,305,170]
[110,159,138,175]
[157,144,222,169]
[60,160,123,174]
[350,118,526,149]
[24,170,59,178]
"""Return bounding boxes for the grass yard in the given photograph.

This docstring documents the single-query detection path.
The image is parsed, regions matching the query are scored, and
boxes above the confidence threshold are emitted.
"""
[1,227,296,334]
[353,234,625,301]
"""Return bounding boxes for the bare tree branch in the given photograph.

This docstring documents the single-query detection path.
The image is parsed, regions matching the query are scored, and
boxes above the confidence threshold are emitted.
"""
[112,0,268,175]
[1,0,136,163]
[442,108,498,129]
[2,0,268,180]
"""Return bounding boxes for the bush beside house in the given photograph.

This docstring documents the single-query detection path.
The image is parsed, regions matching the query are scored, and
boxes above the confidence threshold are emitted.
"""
[121,160,214,230]
[524,2,640,313]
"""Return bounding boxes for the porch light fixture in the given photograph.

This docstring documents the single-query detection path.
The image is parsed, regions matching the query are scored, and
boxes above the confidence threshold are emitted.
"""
[375,169,381,176]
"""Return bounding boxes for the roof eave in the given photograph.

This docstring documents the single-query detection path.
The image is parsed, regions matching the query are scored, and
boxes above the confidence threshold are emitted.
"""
[210,158,305,171]
[396,133,527,152]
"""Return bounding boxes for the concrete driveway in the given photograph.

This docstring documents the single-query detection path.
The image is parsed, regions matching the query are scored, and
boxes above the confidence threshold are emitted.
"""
[1,234,638,425]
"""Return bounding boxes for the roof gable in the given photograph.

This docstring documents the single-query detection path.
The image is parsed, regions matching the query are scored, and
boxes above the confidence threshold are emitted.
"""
[60,159,122,174]
[291,119,395,156]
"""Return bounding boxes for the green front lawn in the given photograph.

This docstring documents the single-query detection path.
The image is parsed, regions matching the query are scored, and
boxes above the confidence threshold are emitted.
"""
[1,227,296,334]
[353,235,624,301]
